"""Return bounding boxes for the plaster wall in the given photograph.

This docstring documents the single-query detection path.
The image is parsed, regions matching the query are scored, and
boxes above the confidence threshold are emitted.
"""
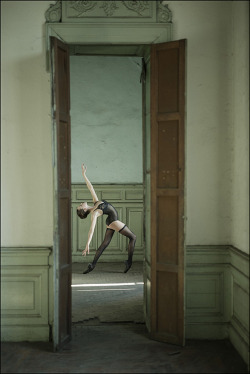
[1,1,53,247]
[230,1,249,254]
[166,0,249,250]
[70,55,143,184]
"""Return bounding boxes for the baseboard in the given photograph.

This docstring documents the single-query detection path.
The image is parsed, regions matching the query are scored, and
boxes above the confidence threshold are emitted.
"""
[185,322,229,340]
[1,325,50,342]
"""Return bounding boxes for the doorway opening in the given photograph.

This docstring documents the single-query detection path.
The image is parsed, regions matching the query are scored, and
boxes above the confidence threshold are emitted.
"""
[51,38,185,350]
[69,46,149,326]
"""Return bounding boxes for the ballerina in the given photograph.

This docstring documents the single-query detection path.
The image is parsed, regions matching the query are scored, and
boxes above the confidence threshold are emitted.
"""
[77,164,136,274]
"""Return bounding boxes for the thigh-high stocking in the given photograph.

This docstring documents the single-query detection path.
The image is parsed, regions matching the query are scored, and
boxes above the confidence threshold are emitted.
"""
[119,226,136,273]
[83,228,114,274]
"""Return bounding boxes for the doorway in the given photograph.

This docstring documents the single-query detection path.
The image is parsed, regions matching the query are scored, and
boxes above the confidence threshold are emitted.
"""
[69,49,146,326]
[51,38,186,351]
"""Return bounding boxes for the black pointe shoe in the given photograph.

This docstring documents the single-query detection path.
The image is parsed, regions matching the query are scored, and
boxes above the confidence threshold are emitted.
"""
[124,260,132,273]
[83,263,95,274]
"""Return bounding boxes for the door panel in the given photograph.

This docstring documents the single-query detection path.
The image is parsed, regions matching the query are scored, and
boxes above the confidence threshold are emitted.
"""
[51,37,72,351]
[157,195,179,264]
[157,121,179,188]
[150,40,186,345]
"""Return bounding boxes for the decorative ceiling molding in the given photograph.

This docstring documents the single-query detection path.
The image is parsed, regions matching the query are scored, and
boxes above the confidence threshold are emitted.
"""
[45,1,172,24]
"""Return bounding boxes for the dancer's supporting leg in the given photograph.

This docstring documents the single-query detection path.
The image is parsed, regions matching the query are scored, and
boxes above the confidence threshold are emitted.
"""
[119,226,136,273]
[83,228,115,274]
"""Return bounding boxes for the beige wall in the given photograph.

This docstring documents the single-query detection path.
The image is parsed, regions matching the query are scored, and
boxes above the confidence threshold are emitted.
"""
[1,1,53,247]
[230,1,249,253]
[1,1,249,253]
[169,0,233,246]
[167,0,249,252]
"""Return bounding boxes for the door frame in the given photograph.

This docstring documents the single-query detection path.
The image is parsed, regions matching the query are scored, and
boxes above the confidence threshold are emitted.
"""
[50,41,186,347]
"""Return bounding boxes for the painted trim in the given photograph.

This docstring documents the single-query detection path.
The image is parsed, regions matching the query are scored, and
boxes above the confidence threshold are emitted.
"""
[45,22,172,71]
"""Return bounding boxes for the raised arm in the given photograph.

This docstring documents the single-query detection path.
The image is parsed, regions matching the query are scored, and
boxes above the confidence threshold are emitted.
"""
[82,212,98,256]
[81,164,99,203]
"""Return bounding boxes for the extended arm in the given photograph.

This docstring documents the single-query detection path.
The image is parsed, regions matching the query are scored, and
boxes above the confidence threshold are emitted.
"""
[82,164,99,203]
[82,212,98,256]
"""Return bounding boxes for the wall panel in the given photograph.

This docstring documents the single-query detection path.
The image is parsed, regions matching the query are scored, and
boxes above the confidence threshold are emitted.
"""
[1,248,52,342]
[185,245,249,366]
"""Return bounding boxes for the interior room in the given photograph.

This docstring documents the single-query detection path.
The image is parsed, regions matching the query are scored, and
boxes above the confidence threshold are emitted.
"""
[1,1,249,372]
[70,53,145,325]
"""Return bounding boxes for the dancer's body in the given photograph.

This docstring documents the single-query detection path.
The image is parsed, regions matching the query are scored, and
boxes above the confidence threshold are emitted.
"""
[77,164,136,274]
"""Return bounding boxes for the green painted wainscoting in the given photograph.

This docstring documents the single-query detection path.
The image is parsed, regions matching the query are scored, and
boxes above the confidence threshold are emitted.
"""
[186,245,249,366]
[71,184,145,263]
[1,248,53,342]
[228,247,249,366]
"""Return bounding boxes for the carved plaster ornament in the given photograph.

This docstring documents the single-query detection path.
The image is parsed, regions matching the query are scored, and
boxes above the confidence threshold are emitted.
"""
[69,1,98,15]
[158,2,172,23]
[45,1,62,22]
[122,1,149,16]
[45,0,172,23]
[100,1,119,16]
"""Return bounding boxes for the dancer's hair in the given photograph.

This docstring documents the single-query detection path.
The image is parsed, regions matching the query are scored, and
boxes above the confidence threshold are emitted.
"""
[77,206,90,219]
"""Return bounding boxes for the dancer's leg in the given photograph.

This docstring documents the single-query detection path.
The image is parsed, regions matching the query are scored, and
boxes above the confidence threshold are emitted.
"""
[119,226,136,273]
[92,228,115,266]
[83,228,115,274]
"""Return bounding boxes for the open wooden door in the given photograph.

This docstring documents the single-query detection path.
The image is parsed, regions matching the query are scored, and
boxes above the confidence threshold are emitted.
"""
[150,39,186,345]
[51,37,72,351]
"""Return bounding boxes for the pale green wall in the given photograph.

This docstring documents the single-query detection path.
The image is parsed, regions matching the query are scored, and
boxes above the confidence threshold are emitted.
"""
[169,0,233,246]
[1,1,53,247]
[230,1,249,254]
[70,55,143,184]
[166,0,249,252]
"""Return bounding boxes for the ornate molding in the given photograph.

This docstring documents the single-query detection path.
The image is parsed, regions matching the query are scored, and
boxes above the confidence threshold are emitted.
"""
[45,1,172,23]
[100,1,119,16]
[157,2,172,23]
[122,1,150,16]
[45,1,173,70]
[64,0,152,19]
[45,1,62,22]
[69,1,98,15]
